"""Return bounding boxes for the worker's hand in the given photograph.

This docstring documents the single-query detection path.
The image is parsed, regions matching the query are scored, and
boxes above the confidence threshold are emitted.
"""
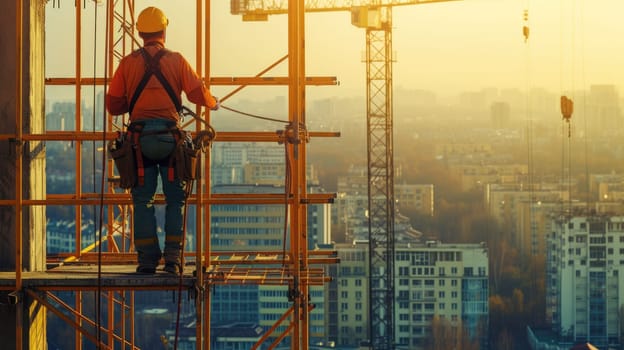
[210,97,220,111]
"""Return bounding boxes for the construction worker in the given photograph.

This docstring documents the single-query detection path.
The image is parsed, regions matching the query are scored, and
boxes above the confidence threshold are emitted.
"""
[106,6,219,274]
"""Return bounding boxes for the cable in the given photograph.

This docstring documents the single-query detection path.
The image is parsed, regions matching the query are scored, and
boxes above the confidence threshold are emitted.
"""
[579,0,590,211]
[282,141,292,267]
[220,105,290,124]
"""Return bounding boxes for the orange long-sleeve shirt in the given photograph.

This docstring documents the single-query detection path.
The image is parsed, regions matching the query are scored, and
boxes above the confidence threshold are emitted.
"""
[106,41,217,122]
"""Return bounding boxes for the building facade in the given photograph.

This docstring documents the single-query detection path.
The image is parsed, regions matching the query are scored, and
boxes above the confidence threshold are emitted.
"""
[546,214,624,349]
[328,241,489,349]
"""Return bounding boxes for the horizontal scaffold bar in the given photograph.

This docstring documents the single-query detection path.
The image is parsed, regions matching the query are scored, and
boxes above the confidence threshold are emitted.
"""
[44,76,338,86]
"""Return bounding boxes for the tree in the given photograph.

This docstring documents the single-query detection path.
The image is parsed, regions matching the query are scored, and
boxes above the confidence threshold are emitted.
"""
[426,316,480,350]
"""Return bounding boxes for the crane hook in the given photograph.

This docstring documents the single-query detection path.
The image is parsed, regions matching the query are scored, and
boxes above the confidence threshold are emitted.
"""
[522,10,530,42]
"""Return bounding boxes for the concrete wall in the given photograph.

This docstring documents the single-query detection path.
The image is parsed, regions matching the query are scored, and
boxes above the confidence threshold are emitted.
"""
[0,0,46,271]
[0,1,47,348]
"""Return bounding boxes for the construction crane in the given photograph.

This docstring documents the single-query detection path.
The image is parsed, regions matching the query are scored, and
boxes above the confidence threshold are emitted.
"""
[230,1,460,348]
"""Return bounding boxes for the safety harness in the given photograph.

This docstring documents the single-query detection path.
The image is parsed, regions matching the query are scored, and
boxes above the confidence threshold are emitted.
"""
[126,47,183,185]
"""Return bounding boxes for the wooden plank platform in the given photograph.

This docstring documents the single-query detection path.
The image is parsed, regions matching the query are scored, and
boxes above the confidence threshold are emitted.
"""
[0,264,197,291]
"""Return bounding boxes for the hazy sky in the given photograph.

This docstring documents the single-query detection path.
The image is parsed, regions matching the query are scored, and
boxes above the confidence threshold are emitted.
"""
[46,0,624,102]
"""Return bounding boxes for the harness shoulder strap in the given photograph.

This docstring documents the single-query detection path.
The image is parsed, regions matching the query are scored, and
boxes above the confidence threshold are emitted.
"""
[128,48,182,116]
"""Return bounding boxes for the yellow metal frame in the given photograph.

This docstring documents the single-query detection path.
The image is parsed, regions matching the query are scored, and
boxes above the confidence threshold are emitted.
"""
[5,1,339,349]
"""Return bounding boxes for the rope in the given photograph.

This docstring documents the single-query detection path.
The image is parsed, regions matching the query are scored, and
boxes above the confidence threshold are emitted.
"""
[173,179,193,350]
[93,1,107,347]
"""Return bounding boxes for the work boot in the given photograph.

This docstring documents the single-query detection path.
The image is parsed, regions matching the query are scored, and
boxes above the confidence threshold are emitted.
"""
[163,245,182,275]
[163,262,181,275]
[135,251,160,274]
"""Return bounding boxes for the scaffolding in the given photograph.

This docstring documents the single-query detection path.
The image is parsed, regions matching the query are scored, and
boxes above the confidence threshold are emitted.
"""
[2,1,339,349]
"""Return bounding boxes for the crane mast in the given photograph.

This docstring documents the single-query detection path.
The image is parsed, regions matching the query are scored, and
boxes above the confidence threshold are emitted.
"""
[364,7,395,349]
[232,1,458,348]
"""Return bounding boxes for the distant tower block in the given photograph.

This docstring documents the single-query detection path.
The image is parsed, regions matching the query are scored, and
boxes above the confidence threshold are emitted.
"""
[490,101,511,128]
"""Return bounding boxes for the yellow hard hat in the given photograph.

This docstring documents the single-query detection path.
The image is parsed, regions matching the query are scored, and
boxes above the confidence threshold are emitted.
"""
[136,7,168,33]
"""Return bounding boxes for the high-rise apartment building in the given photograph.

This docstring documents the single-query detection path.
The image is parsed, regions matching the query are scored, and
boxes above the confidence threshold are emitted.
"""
[328,241,489,349]
[545,214,624,349]
[211,142,319,186]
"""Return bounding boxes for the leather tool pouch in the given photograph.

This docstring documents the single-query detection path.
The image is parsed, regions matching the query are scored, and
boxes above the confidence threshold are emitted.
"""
[173,131,200,182]
[108,132,137,189]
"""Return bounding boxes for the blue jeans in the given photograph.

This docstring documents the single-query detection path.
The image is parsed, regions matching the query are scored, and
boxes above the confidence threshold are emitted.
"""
[131,120,186,268]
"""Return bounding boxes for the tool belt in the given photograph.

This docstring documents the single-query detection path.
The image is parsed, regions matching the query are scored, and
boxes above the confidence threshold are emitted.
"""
[108,121,200,188]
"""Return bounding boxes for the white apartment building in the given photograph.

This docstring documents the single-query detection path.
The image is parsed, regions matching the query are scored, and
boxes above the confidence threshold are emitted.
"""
[329,241,489,349]
[546,214,624,349]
